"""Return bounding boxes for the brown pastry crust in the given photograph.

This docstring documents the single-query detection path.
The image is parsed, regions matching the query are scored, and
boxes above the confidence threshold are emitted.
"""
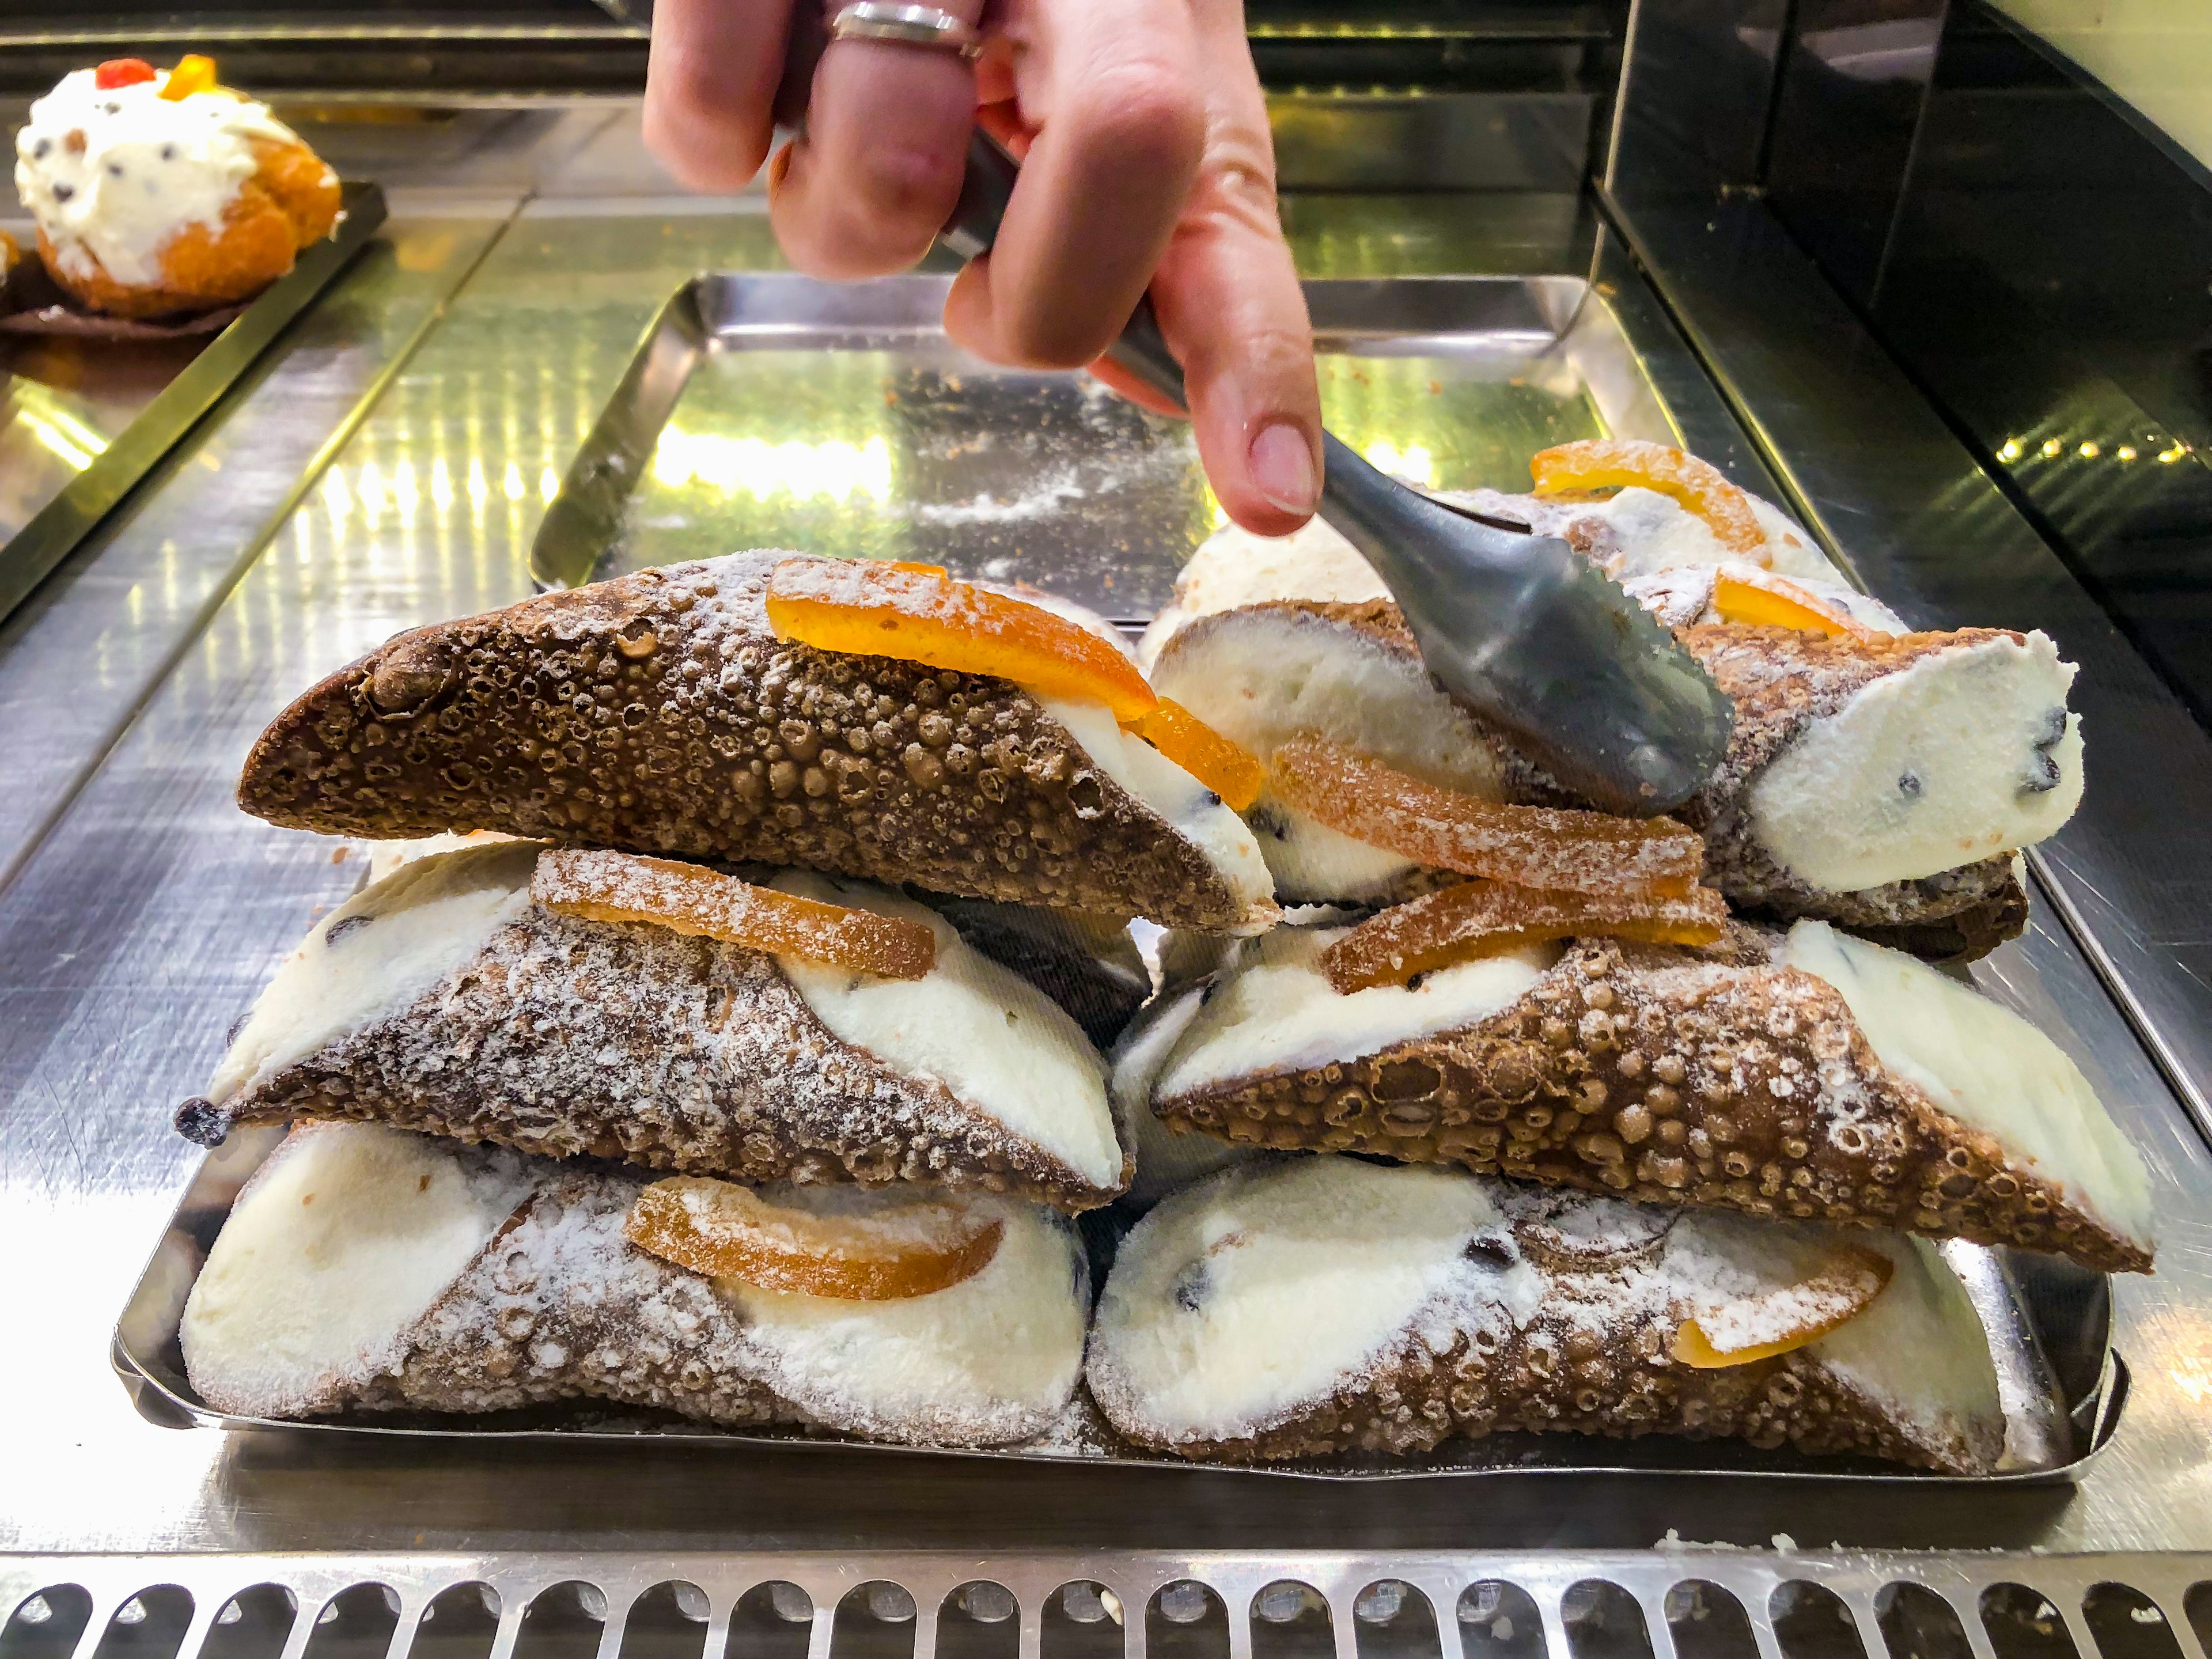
[210,897,1131,1212]
[373,1172,789,1426]
[1139,1314,1982,1472]
[1154,929,2149,1273]
[1211,600,2028,959]
[237,554,1255,929]
[41,136,338,318]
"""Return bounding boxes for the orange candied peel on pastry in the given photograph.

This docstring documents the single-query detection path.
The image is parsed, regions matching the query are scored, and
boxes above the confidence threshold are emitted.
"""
[1711,570,1880,640]
[765,558,1159,720]
[158,54,221,100]
[1671,1242,1894,1368]
[1321,878,1728,993]
[1269,732,1705,897]
[1125,698,1266,810]
[532,846,935,979]
[625,1176,1005,1300]
[1531,438,1766,559]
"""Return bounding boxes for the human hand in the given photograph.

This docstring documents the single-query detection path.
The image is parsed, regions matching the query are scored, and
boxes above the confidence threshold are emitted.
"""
[642,0,1322,533]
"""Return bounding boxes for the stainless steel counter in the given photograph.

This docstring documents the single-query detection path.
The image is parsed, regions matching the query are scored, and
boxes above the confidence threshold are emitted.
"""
[5,102,2212,1568]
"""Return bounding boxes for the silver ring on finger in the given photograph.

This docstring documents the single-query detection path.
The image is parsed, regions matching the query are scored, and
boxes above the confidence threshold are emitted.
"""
[828,2,982,59]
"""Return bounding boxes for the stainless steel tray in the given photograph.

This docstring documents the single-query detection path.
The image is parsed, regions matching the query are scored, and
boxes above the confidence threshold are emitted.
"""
[0,179,385,626]
[112,265,2127,1484]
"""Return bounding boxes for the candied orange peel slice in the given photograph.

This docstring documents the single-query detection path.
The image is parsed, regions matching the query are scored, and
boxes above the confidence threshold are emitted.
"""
[1321,879,1727,993]
[160,54,220,99]
[1531,438,1766,560]
[1126,699,1265,810]
[626,1177,1003,1300]
[1672,1245,1894,1368]
[1712,571,1878,641]
[532,847,935,979]
[1271,734,1705,898]
[766,559,1159,721]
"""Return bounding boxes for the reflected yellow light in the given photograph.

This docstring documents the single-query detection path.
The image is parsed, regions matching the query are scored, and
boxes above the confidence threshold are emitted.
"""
[502,461,525,502]
[322,467,349,521]
[467,458,488,508]
[651,429,894,503]
[20,413,93,471]
[2041,438,2063,459]
[1362,439,1434,485]
[393,460,421,517]
[11,387,109,471]
[431,459,455,510]
[1997,438,2023,462]
[2078,441,2100,460]
[539,466,560,504]
[2118,446,2138,463]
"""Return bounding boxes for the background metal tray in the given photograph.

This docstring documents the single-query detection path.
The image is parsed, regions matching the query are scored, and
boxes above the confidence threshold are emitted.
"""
[0,180,385,627]
[527,271,1686,616]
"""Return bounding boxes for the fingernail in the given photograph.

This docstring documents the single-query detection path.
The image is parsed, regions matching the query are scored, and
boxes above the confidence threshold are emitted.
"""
[1249,421,1319,516]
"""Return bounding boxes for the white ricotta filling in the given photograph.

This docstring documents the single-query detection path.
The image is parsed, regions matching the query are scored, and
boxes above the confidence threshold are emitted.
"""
[1805,1232,2004,1454]
[1245,799,1425,905]
[180,1123,533,1417]
[1147,605,1508,903]
[209,840,539,1103]
[1089,1158,1509,1442]
[1749,632,2085,890]
[1109,982,1264,1211]
[722,1192,1086,1445]
[1039,696,1275,927]
[1154,926,1559,1099]
[14,67,308,287]
[1136,517,1391,665]
[1783,920,2154,1249]
[771,874,1123,1190]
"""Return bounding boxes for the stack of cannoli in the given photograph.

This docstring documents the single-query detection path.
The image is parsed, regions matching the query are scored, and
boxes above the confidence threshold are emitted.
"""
[177,440,2152,1476]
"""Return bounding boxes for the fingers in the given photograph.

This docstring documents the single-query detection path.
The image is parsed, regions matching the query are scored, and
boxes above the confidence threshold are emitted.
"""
[769,0,987,279]
[1145,0,1320,533]
[942,0,1206,369]
[642,0,796,192]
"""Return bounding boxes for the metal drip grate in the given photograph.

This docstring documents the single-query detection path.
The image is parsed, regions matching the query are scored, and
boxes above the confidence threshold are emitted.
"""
[4,1555,2208,1659]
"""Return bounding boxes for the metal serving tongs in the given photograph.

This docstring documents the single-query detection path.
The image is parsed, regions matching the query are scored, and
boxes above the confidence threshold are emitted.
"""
[940,132,1734,816]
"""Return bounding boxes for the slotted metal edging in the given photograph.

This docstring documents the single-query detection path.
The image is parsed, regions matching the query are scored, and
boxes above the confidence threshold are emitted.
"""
[8,1552,2212,1659]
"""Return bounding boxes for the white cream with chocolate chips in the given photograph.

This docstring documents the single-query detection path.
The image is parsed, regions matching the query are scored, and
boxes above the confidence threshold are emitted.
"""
[181,1123,536,1418]
[768,873,1123,1191]
[1037,696,1275,926]
[209,840,539,1105]
[1748,632,2084,892]
[1153,925,1560,1099]
[1145,603,1508,903]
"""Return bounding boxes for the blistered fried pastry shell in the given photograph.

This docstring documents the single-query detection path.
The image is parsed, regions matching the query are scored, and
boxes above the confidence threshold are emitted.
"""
[236,552,1273,932]
[1087,1157,2006,1472]
[1147,921,2152,1273]
[181,1123,1085,1445]
[185,843,1128,1211]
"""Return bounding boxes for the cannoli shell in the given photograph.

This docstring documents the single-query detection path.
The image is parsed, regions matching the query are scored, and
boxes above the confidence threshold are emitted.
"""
[1155,929,2149,1274]
[1210,600,2028,953]
[206,898,1130,1213]
[237,552,1252,929]
[377,1171,787,1426]
[1141,1313,1978,1472]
